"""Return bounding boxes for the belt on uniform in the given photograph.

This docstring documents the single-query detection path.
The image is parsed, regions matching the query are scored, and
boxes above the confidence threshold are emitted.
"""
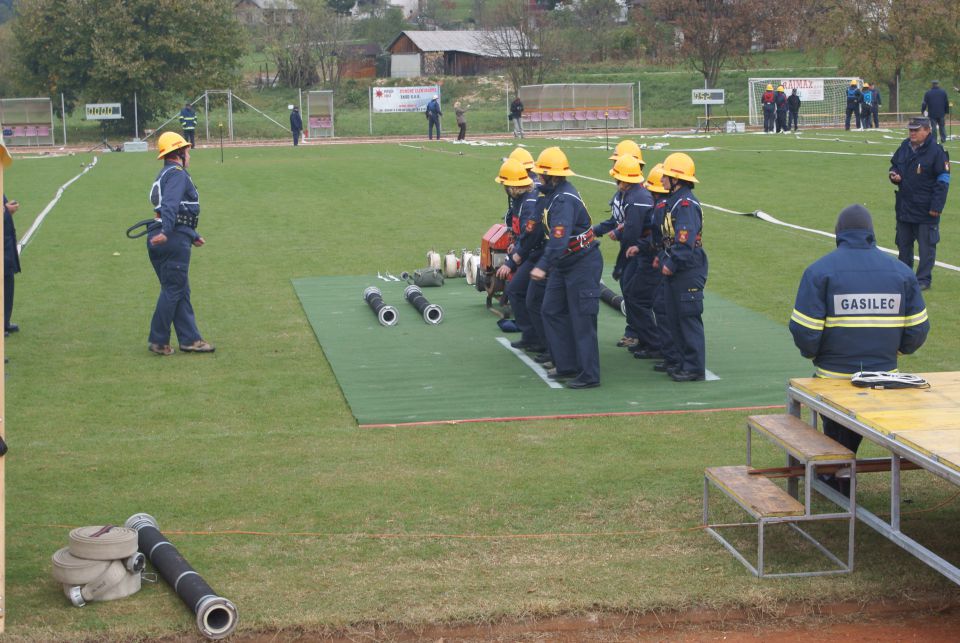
[176,212,199,229]
[564,228,596,255]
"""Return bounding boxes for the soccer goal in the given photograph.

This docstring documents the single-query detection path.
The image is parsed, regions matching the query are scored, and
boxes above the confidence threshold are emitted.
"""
[748,78,860,128]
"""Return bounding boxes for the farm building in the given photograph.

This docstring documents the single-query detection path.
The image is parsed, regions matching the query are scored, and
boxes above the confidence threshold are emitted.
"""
[386,30,535,78]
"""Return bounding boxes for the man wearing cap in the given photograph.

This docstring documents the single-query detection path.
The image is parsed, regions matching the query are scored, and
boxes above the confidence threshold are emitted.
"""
[844,80,862,130]
[425,95,442,140]
[289,106,302,146]
[921,80,950,144]
[889,117,950,290]
[790,205,929,492]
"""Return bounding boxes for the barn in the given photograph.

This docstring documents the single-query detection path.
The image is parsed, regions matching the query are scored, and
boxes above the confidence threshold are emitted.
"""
[386,30,534,78]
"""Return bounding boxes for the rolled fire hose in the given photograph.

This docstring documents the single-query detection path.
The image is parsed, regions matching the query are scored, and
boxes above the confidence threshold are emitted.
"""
[363,286,398,327]
[126,513,238,641]
[426,250,442,271]
[599,283,627,316]
[442,251,459,278]
[462,252,478,284]
[404,285,443,325]
[52,525,146,607]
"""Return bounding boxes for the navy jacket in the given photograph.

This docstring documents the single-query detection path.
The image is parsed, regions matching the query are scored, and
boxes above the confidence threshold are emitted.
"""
[179,107,197,131]
[290,110,302,131]
[659,186,704,275]
[426,99,442,120]
[872,87,881,107]
[595,183,654,275]
[787,94,801,113]
[504,188,544,270]
[790,229,929,378]
[775,91,787,112]
[889,135,950,222]
[150,162,201,241]
[921,86,950,118]
[3,194,20,274]
[861,89,873,106]
[846,86,862,108]
[535,180,594,272]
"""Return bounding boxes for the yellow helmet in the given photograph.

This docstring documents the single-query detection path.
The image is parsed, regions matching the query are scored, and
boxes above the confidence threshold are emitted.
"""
[508,147,535,169]
[534,146,574,177]
[644,163,669,194]
[766,84,774,91]
[850,79,858,86]
[776,85,785,92]
[661,152,699,184]
[495,158,534,187]
[609,155,644,184]
[863,83,870,89]
[0,134,11,169]
[156,131,191,159]
[608,139,644,166]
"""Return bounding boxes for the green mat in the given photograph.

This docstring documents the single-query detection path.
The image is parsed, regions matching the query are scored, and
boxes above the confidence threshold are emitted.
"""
[293,276,811,426]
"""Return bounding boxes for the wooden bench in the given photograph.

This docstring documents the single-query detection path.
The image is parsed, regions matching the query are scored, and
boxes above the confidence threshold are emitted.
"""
[702,414,856,578]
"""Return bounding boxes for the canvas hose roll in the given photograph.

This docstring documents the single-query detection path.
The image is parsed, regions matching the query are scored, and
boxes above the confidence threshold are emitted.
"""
[599,283,627,316]
[363,286,398,326]
[51,525,145,607]
[404,285,443,324]
[126,513,238,640]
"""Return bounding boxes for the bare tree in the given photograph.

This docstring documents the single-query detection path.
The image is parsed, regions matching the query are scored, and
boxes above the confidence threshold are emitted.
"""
[481,0,554,94]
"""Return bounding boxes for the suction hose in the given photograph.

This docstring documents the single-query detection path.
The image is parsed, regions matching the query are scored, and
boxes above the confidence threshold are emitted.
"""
[599,283,627,316]
[404,285,443,325]
[125,513,238,641]
[363,286,398,326]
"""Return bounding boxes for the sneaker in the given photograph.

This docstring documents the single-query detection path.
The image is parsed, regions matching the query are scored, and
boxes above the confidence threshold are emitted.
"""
[149,343,174,356]
[616,336,639,348]
[180,340,215,353]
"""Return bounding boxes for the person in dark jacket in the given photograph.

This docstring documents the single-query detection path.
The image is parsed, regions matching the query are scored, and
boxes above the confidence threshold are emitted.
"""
[790,204,929,491]
[509,96,525,138]
[860,84,874,129]
[844,80,862,130]
[3,193,21,336]
[786,89,801,131]
[889,117,950,290]
[761,84,776,133]
[179,103,197,147]
[774,85,788,133]
[425,95,442,140]
[870,83,882,128]
[289,106,302,146]
[146,132,214,356]
[921,80,950,144]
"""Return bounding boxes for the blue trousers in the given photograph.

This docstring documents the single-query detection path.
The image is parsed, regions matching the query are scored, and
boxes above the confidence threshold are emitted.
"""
[541,248,603,382]
[930,115,947,143]
[147,231,202,346]
[292,129,301,146]
[617,258,638,339]
[428,117,441,139]
[663,251,708,375]
[653,280,678,365]
[506,260,544,347]
[896,220,939,287]
[622,256,660,352]
[844,105,860,129]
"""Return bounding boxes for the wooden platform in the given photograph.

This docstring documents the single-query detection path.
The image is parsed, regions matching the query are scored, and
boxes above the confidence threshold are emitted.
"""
[705,465,804,518]
[748,414,853,462]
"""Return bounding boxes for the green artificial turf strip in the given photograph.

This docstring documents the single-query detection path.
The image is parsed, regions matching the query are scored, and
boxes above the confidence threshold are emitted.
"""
[294,276,809,425]
[3,131,960,640]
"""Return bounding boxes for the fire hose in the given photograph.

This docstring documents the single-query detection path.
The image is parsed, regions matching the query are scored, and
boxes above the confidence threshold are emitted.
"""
[51,525,145,607]
[599,283,627,316]
[403,285,443,324]
[363,286,398,326]
[126,217,161,239]
[126,513,238,641]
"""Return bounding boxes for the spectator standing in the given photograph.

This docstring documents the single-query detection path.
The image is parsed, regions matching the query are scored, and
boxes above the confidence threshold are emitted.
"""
[509,96,525,138]
[844,80,862,130]
[761,84,776,133]
[289,106,302,146]
[921,80,950,144]
[425,94,442,140]
[787,89,801,131]
[179,103,197,147]
[774,85,788,133]
[871,83,882,128]
[888,117,951,290]
[789,205,929,493]
[3,193,20,336]
[454,101,468,141]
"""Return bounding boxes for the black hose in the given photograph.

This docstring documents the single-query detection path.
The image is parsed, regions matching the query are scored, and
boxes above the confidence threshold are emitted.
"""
[599,284,626,316]
[126,218,161,239]
[363,286,398,326]
[403,285,443,325]
[125,514,237,640]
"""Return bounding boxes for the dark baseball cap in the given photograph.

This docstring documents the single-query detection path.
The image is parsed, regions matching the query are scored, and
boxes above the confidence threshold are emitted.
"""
[908,117,931,130]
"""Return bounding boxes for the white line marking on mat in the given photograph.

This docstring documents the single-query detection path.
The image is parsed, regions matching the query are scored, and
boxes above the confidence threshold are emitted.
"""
[496,337,564,389]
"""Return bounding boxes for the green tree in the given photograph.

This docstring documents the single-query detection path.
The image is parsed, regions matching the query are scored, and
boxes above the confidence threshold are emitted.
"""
[13,0,244,128]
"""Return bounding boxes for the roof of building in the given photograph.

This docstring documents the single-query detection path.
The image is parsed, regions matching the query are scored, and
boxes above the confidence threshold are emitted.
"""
[236,0,298,9]
[388,30,533,57]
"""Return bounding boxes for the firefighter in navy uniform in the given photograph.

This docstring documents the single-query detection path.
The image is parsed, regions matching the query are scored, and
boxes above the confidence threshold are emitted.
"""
[507,147,542,190]
[146,132,214,356]
[179,103,197,147]
[844,80,862,130]
[790,205,929,493]
[656,153,707,382]
[495,159,546,353]
[774,85,788,133]
[761,84,776,133]
[595,139,647,349]
[530,147,603,389]
[635,163,674,363]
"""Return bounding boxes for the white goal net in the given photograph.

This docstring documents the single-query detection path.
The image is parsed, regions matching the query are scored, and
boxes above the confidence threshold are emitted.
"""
[748,77,860,128]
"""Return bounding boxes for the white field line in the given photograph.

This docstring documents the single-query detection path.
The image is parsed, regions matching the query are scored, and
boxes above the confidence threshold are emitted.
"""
[496,337,564,388]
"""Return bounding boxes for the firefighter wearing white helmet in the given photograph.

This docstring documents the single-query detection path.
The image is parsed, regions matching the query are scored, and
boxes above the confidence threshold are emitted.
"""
[529,147,603,389]
[655,152,706,382]
[145,131,214,356]
[495,159,547,353]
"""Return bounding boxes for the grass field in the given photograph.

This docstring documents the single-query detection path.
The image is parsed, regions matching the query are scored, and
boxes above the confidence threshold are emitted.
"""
[4,127,960,640]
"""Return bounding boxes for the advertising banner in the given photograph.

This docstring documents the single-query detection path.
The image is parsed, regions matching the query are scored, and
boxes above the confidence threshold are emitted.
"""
[781,79,824,101]
[371,86,440,113]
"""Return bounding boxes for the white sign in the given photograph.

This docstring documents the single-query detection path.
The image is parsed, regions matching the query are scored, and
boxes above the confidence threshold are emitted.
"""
[781,79,824,102]
[371,86,440,114]
[85,103,122,120]
[692,89,725,105]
